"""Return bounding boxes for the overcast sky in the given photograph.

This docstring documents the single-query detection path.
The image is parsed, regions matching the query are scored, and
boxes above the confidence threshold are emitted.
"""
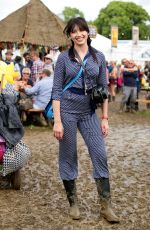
[0,0,150,21]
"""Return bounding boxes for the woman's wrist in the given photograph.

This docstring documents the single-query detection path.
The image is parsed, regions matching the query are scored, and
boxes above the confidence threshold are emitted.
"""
[101,115,108,120]
[54,119,62,124]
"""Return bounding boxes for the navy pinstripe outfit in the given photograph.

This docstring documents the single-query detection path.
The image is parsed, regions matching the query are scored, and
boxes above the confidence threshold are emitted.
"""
[52,47,109,180]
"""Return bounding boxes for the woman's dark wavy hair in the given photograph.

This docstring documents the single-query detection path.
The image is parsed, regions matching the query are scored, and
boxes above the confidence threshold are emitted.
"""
[64,17,97,62]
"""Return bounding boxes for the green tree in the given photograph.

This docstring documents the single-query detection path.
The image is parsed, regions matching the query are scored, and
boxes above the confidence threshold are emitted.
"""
[139,23,150,40]
[62,7,84,23]
[94,1,150,40]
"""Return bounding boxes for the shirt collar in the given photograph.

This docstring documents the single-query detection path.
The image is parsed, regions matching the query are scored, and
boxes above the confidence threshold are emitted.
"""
[68,47,91,62]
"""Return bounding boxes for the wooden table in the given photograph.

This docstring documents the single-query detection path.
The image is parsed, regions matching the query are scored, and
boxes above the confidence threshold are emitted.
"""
[140,88,150,95]
[136,99,150,109]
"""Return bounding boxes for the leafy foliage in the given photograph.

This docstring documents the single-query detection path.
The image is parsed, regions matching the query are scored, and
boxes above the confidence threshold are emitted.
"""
[94,1,150,39]
[62,7,84,23]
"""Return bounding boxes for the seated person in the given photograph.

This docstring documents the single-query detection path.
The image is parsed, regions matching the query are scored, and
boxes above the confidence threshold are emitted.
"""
[6,68,34,113]
[23,69,53,110]
[19,67,33,87]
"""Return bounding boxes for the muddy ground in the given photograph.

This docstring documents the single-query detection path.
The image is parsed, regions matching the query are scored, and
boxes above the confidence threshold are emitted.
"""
[0,95,150,230]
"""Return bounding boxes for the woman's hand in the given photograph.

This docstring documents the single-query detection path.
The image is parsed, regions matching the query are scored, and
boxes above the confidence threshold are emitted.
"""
[101,119,109,137]
[53,121,64,140]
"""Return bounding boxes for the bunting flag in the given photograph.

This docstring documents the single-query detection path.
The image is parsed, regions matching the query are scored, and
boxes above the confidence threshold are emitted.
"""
[89,25,97,38]
[111,25,118,48]
[132,26,139,47]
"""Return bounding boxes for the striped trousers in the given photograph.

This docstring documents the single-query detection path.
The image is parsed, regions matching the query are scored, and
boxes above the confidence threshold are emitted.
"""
[59,112,109,180]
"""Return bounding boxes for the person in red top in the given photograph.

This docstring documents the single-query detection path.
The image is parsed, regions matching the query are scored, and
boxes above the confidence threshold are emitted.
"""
[108,61,117,101]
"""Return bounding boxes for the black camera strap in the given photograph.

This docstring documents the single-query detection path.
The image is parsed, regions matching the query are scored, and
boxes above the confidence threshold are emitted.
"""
[74,49,108,104]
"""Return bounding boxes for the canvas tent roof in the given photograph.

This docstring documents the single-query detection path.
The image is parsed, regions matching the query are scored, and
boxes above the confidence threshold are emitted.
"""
[91,34,111,60]
[0,0,68,46]
[91,34,111,52]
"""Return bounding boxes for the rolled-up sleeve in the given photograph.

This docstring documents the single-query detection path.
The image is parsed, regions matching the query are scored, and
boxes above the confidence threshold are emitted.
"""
[97,52,108,89]
[51,53,65,101]
[25,84,39,95]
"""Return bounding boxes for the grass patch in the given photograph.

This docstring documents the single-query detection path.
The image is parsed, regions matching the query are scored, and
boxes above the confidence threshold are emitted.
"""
[138,110,150,116]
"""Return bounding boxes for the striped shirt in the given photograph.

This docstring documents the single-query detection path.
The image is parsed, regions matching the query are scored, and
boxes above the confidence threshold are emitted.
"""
[31,58,43,83]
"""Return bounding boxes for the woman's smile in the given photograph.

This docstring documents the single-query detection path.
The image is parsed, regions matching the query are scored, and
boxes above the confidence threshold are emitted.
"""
[75,35,85,41]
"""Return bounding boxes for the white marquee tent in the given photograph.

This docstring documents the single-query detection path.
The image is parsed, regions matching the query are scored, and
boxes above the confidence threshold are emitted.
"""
[91,35,150,63]
[91,34,111,60]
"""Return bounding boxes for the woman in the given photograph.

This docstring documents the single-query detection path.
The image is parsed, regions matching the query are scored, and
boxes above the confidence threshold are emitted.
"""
[52,17,119,223]
[14,56,24,80]
[21,67,33,87]
[108,61,117,101]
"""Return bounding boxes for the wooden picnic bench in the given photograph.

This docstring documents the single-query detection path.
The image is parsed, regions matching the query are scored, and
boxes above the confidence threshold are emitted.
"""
[136,99,150,103]
[21,109,54,127]
[140,88,150,92]
[136,99,150,109]
[26,108,44,113]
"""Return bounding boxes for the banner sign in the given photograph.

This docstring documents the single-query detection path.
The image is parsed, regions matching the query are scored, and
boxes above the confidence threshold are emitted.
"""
[89,25,97,38]
[132,26,139,46]
[111,25,118,48]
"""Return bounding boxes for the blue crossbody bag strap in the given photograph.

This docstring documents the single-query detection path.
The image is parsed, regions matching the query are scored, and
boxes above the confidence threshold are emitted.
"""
[63,58,88,92]
[44,58,88,119]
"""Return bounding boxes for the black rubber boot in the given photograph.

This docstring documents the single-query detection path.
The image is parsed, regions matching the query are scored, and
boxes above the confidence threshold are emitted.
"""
[95,178,120,223]
[63,180,80,220]
[108,94,112,102]
[10,169,21,190]
[119,104,124,113]
[112,96,115,102]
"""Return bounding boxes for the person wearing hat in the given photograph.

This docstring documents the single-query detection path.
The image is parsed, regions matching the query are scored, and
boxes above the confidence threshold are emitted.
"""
[5,50,13,65]
[43,54,54,76]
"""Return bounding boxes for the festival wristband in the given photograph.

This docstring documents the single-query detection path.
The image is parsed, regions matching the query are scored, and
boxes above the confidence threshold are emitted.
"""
[101,116,108,120]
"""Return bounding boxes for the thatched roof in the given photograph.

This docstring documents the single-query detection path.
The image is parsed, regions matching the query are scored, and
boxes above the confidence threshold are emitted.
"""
[0,0,68,46]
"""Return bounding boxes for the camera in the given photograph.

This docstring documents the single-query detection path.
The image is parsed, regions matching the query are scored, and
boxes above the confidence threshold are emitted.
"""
[92,87,108,104]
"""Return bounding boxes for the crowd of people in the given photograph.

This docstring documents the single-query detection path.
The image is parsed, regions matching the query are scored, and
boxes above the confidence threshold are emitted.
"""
[0,46,59,125]
[0,16,150,225]
[106,59,150,112]
[0,42,150,122]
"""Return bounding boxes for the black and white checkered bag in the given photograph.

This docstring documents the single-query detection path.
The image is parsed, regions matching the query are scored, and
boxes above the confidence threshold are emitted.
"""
[0,140,31,176]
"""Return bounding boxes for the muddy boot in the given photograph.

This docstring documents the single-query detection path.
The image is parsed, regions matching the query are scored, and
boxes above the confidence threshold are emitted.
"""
[63,180,80,220]
[10,169,21,190]
[33,114,47,126]
[130,109,136,114]
[0,175,11,189]
[112,96,115,102]
[108,94,112,102]
[125,106,130,112]
[95,178,120,223]
[118,104,124,113]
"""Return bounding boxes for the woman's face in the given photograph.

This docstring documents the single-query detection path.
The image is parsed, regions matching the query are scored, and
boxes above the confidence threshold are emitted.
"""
[22,72,30,81]
[70,25,88,46]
